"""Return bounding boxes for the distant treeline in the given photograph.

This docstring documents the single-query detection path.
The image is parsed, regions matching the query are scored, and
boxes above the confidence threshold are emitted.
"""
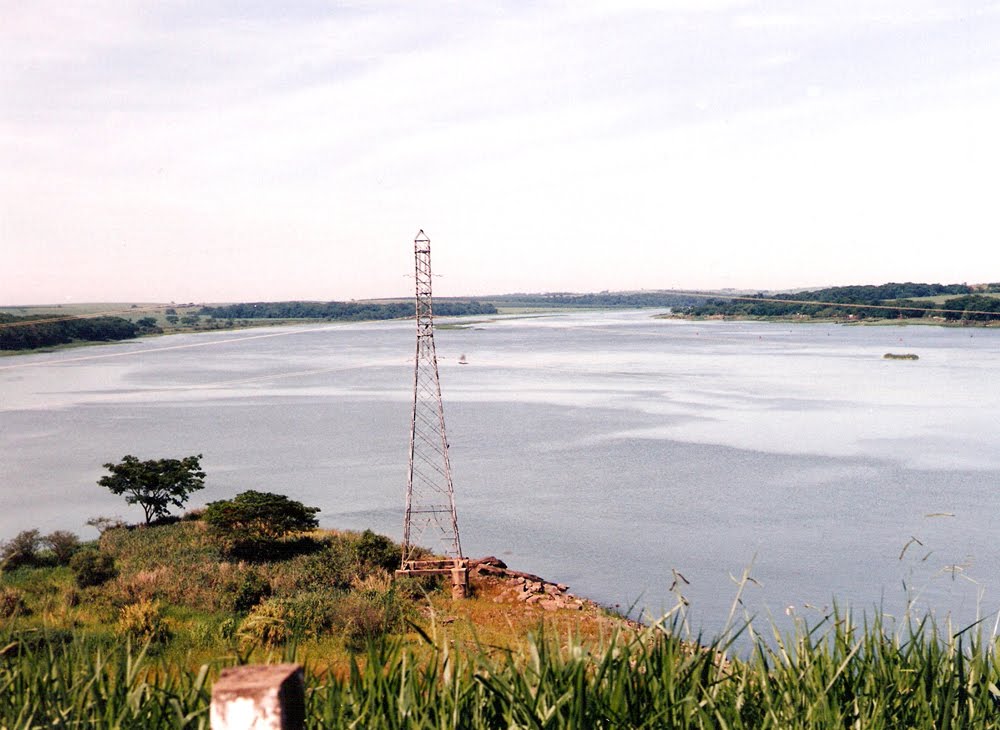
[0,314,139,351]
[683,283,1000,322]
[198,300,497,321]
[489,291,702,308]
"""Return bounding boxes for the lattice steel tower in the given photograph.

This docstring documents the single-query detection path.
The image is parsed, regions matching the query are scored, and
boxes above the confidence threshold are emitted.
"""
[398,230,466,591]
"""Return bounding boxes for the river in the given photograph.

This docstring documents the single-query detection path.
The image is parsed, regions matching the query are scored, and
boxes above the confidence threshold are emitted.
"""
[3,310,999,637]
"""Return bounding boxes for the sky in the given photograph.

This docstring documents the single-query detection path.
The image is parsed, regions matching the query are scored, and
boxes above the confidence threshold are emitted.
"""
[2,1,999,304]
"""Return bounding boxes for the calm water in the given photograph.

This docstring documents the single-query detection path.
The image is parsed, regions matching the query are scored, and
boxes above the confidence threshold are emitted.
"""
[3,310,1000,636]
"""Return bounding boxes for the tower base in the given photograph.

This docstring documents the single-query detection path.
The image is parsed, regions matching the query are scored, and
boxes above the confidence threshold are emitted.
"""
[395,558,469,599]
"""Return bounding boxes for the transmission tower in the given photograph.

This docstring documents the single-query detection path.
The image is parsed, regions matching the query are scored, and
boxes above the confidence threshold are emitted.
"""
[396,230,468,597]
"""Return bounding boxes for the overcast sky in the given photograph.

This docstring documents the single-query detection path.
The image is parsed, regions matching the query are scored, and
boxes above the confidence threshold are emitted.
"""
[2,1,999,304]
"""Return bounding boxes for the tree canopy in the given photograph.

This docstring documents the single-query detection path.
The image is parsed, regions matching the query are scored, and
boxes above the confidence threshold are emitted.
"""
[204,490,320,553]
[98,455,206,525]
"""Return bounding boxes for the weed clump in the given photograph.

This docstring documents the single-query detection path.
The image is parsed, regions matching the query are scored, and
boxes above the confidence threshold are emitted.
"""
[0,586,29,618]
[237,599,293,648]
[118,599,171,644]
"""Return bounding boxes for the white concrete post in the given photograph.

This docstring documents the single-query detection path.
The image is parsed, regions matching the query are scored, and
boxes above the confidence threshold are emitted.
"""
[210,664,305,730]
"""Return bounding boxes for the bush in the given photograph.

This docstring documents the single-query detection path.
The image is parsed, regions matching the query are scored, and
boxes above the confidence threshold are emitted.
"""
[284,592,341,638]
[290,539,359,592]
[1,529,42,571]
[355,530,400,572]
[204,491,319,554]
[229,571,272,613]
[43,530,81,564]
[69,549,118,588]
[237,592,346,649]
[118,599,171,644]
[0,586,29,618]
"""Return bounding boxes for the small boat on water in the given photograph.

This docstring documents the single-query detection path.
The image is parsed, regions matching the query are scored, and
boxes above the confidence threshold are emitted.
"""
[458,354,468,365]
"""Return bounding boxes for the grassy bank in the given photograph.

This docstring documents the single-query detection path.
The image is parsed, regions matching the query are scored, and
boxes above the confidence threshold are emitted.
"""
[4,520,1000,726]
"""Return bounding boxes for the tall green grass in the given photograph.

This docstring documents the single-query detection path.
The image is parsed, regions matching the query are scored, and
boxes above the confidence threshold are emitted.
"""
[4,608,1000,728]
[0,634,212,728]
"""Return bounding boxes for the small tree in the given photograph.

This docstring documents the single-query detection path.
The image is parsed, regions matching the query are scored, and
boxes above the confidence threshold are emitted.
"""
[1,529,42,571]
[98,454,206,525]
[43,530,81,564]
[204,491,319,552]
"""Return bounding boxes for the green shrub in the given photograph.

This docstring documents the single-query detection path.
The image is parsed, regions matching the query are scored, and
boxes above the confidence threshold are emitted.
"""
[355,529,400,572]
[289,539,358,592]
[284,592,341,638]
[118,599,171,644]
[236,591,347,649]
[69,549,118,588]
[283,531,401,595]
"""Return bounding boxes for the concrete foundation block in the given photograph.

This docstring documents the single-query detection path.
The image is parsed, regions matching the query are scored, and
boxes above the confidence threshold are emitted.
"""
[211,663,305,729]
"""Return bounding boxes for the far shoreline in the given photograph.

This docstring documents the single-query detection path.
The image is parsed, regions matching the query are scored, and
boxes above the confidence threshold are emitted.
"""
[5,302,999,359]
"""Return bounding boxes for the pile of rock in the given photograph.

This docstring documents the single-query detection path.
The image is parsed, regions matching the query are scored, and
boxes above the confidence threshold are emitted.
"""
[469,557,587,612]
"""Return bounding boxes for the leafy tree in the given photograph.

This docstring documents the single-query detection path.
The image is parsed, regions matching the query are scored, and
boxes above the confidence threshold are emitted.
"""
[98,455,206,525]
[204,491,319,552]
[1,529,42,571]
[43,530,81,564]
